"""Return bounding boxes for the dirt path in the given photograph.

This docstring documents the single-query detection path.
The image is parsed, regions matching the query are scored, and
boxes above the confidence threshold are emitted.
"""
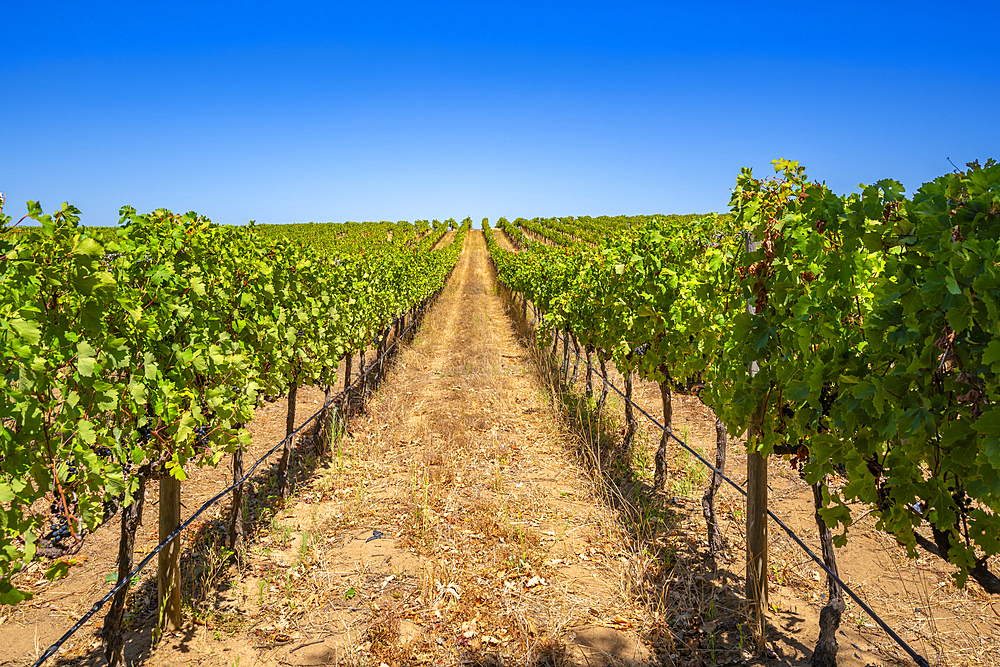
[431,230,457,251]
[492,227,518,252]
[94,231,648,667]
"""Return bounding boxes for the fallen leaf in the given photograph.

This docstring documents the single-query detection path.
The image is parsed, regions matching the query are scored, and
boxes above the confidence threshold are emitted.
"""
[610,615,633,630]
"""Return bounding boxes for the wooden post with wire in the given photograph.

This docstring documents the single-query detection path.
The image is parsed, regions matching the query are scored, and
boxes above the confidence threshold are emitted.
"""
[746,437,768,647]
[744,231,768,650]
[158,473,182,632]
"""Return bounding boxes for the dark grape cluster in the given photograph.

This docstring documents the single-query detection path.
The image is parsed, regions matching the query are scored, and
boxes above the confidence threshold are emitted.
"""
[819,382,838,417]
[193,424,212,452]
[223,385,243,407]
[45,501,73,547]
[949,486,972,513]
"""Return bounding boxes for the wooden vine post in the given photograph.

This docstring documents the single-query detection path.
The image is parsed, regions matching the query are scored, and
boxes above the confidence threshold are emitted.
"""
[228,421,248,560]
[158,473,182,632]
[320,385,332,455]
[344,352,352,398]
[653,374,673,494]
[746,434,768,644]
[744,231,768,650]
[622,370,638,453]
[278,382,298,498]
[228,447,245,554]
[702,418,727,555]
[358,349,366,394]
[596,353,609,412]
[811,476,845,667]
[377,324,390,381]
[103,477,147,667]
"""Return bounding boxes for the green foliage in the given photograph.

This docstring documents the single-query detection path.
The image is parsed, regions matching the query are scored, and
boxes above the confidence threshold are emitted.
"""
[488,212,740,386]
[0,200,468,601]
[488,160,1000,589]
[833,160,1000,582]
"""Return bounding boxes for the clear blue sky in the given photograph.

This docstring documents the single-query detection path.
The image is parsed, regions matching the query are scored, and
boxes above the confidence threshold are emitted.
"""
[3,1,998,226]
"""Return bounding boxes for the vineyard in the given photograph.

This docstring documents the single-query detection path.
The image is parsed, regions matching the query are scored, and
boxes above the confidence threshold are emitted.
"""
[0,159,999,667]
[485,159,1000,665]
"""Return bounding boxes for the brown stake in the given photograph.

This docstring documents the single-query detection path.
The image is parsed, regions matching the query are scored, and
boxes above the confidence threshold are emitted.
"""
[811,476,845,667]
[596,354,609,412]
[702,418,727,556]
[653,377,673,493]
[358,350,366,396]
[344,353,352,409]
[277,382,297,498]
[584,346,594,397]
[228,443,245,558]
[103,476,146,667]
[570,336,581,385]
[376,329,385,378]
[561,330,571,377]
[746,443,768,650]
[377,326,390,383]
[622,371,637,454]
[319,385,332,455]
[158,473,182,633]
[743,230,768,651]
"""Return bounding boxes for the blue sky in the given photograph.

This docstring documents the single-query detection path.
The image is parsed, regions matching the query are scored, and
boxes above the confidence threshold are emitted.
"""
[3,1,998,226]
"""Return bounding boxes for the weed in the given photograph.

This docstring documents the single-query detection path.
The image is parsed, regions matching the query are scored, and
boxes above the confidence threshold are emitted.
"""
[354,480,367,514]
[632,438,653,478]
[494,456,506,492]
[298,530,313,566]
[670,441,707,499]
[270,515,293,548]
[153,580,175,646]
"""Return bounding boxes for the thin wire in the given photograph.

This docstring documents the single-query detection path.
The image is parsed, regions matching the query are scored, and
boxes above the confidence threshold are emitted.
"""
[31,306,426,667]
[550,317,931,667]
